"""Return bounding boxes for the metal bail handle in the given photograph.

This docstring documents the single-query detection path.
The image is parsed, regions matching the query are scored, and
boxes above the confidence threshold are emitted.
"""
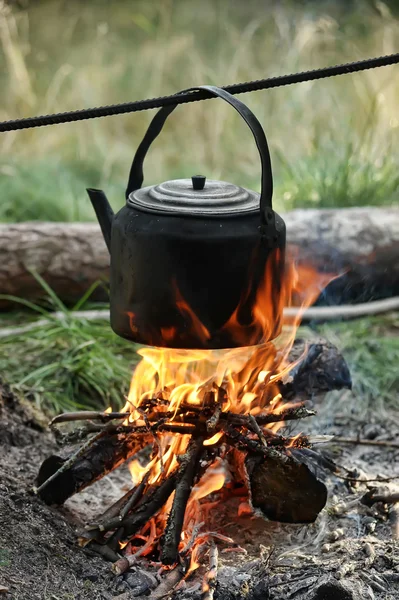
[126,85,275,233]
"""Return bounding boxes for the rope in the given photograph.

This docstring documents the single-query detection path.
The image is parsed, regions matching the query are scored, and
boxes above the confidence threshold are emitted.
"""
[0,52,398,133]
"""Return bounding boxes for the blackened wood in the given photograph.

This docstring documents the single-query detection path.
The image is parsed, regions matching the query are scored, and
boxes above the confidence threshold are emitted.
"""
[37,431,152,505]
[92,472,150,534]
[86,541,120,563]
[361,490,399,506]
[160,437,204,565]
[245,450,327,523]
[121,470,179,539]
[279,339,351,398]
[255,406,316,425]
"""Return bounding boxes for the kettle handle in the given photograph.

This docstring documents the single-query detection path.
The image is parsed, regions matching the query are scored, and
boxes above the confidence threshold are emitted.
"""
[126,86,275,233]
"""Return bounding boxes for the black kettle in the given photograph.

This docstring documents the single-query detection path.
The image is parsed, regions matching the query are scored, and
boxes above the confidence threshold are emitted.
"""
[87,86,286,350]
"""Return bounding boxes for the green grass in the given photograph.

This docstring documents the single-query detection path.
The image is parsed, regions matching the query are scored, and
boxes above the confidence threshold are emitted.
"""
[316,313,399,410]
[276,142,399,210]
[0,0,398,221]
[0,275,138,414]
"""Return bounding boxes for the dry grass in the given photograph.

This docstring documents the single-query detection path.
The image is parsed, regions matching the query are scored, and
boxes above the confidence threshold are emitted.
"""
[0,0,398,221]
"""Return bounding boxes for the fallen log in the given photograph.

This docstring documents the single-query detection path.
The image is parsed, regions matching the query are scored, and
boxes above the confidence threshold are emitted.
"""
[1,207,398,308]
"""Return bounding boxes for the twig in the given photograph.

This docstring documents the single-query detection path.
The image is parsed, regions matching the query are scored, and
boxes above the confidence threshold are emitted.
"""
[361,491,399,506]
[50,410,130,425]
[151,566,184,599]
[87,472,151,535]
[180,522,205,557]
[112,518,157,575]
[248,414,268,447]
[329,437,399,450]
[85,541,120,563]
[116,423,197,435]
[52,422,106,445]
[255,406,316,425]
[284,296,399,321]
[389,505,399,540]
[202,543,218,600]
[84,486,139,531]
[161,437,205,565]
[121,469,179,539]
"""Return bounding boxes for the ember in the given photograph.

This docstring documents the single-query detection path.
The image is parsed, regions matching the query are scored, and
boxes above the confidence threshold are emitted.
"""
[36,258,351,594]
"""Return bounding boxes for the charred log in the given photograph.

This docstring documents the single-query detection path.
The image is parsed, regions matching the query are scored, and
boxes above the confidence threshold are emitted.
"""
[280,338,352,398]
[244,450,328,523]
[37,430,152,505]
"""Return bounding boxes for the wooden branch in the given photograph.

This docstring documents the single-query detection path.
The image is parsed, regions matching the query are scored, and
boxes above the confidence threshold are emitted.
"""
[1,207,398,308]
[85,473,150,538]
[50,410,130,425]
[120,470,179,539]
[361,491,399,506]
[160,436,204,565]
[36,428,152,505]
[151,566,183,599]
[329,437,399,450]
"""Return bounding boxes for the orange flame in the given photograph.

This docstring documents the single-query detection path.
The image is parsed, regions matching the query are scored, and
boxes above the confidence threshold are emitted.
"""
[119,254,335,568]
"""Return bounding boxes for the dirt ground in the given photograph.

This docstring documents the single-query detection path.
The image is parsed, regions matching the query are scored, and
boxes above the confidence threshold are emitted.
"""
[0,378,398,600]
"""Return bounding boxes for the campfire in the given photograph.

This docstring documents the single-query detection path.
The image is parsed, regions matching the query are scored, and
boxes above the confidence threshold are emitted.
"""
[35,256,351,597]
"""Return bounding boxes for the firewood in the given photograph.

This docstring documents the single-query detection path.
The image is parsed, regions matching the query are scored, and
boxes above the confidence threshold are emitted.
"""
[84,473,150,540]
[361,490,399,506]
[244,450,328,523]
[120,469,179,539]
[151,566,183,599]
[36,427,152,505]
[160,436,205,565]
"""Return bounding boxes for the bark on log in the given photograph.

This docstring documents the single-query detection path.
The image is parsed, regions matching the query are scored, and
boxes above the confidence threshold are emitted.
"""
[36,430,152,505]
[0,207,398,308]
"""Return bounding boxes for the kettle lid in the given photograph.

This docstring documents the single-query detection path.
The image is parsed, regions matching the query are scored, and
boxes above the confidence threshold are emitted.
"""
[127,175,259,217]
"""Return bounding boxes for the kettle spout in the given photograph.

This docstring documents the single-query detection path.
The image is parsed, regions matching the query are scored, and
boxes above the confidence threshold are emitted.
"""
[87,188,114,253]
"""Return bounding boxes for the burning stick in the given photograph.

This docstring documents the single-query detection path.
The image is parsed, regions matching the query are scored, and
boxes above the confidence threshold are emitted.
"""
[121,469,179,539]
[84,472,151,538]
[50,410,130,425]
[202,542,218,600]
[255,405,316,424]
[151,566,184,599]
[112,518,157,575]
[161,436,205,565]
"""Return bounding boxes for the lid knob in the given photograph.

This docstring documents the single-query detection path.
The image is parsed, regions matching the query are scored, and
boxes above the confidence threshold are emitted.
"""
[191,175,206,190]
